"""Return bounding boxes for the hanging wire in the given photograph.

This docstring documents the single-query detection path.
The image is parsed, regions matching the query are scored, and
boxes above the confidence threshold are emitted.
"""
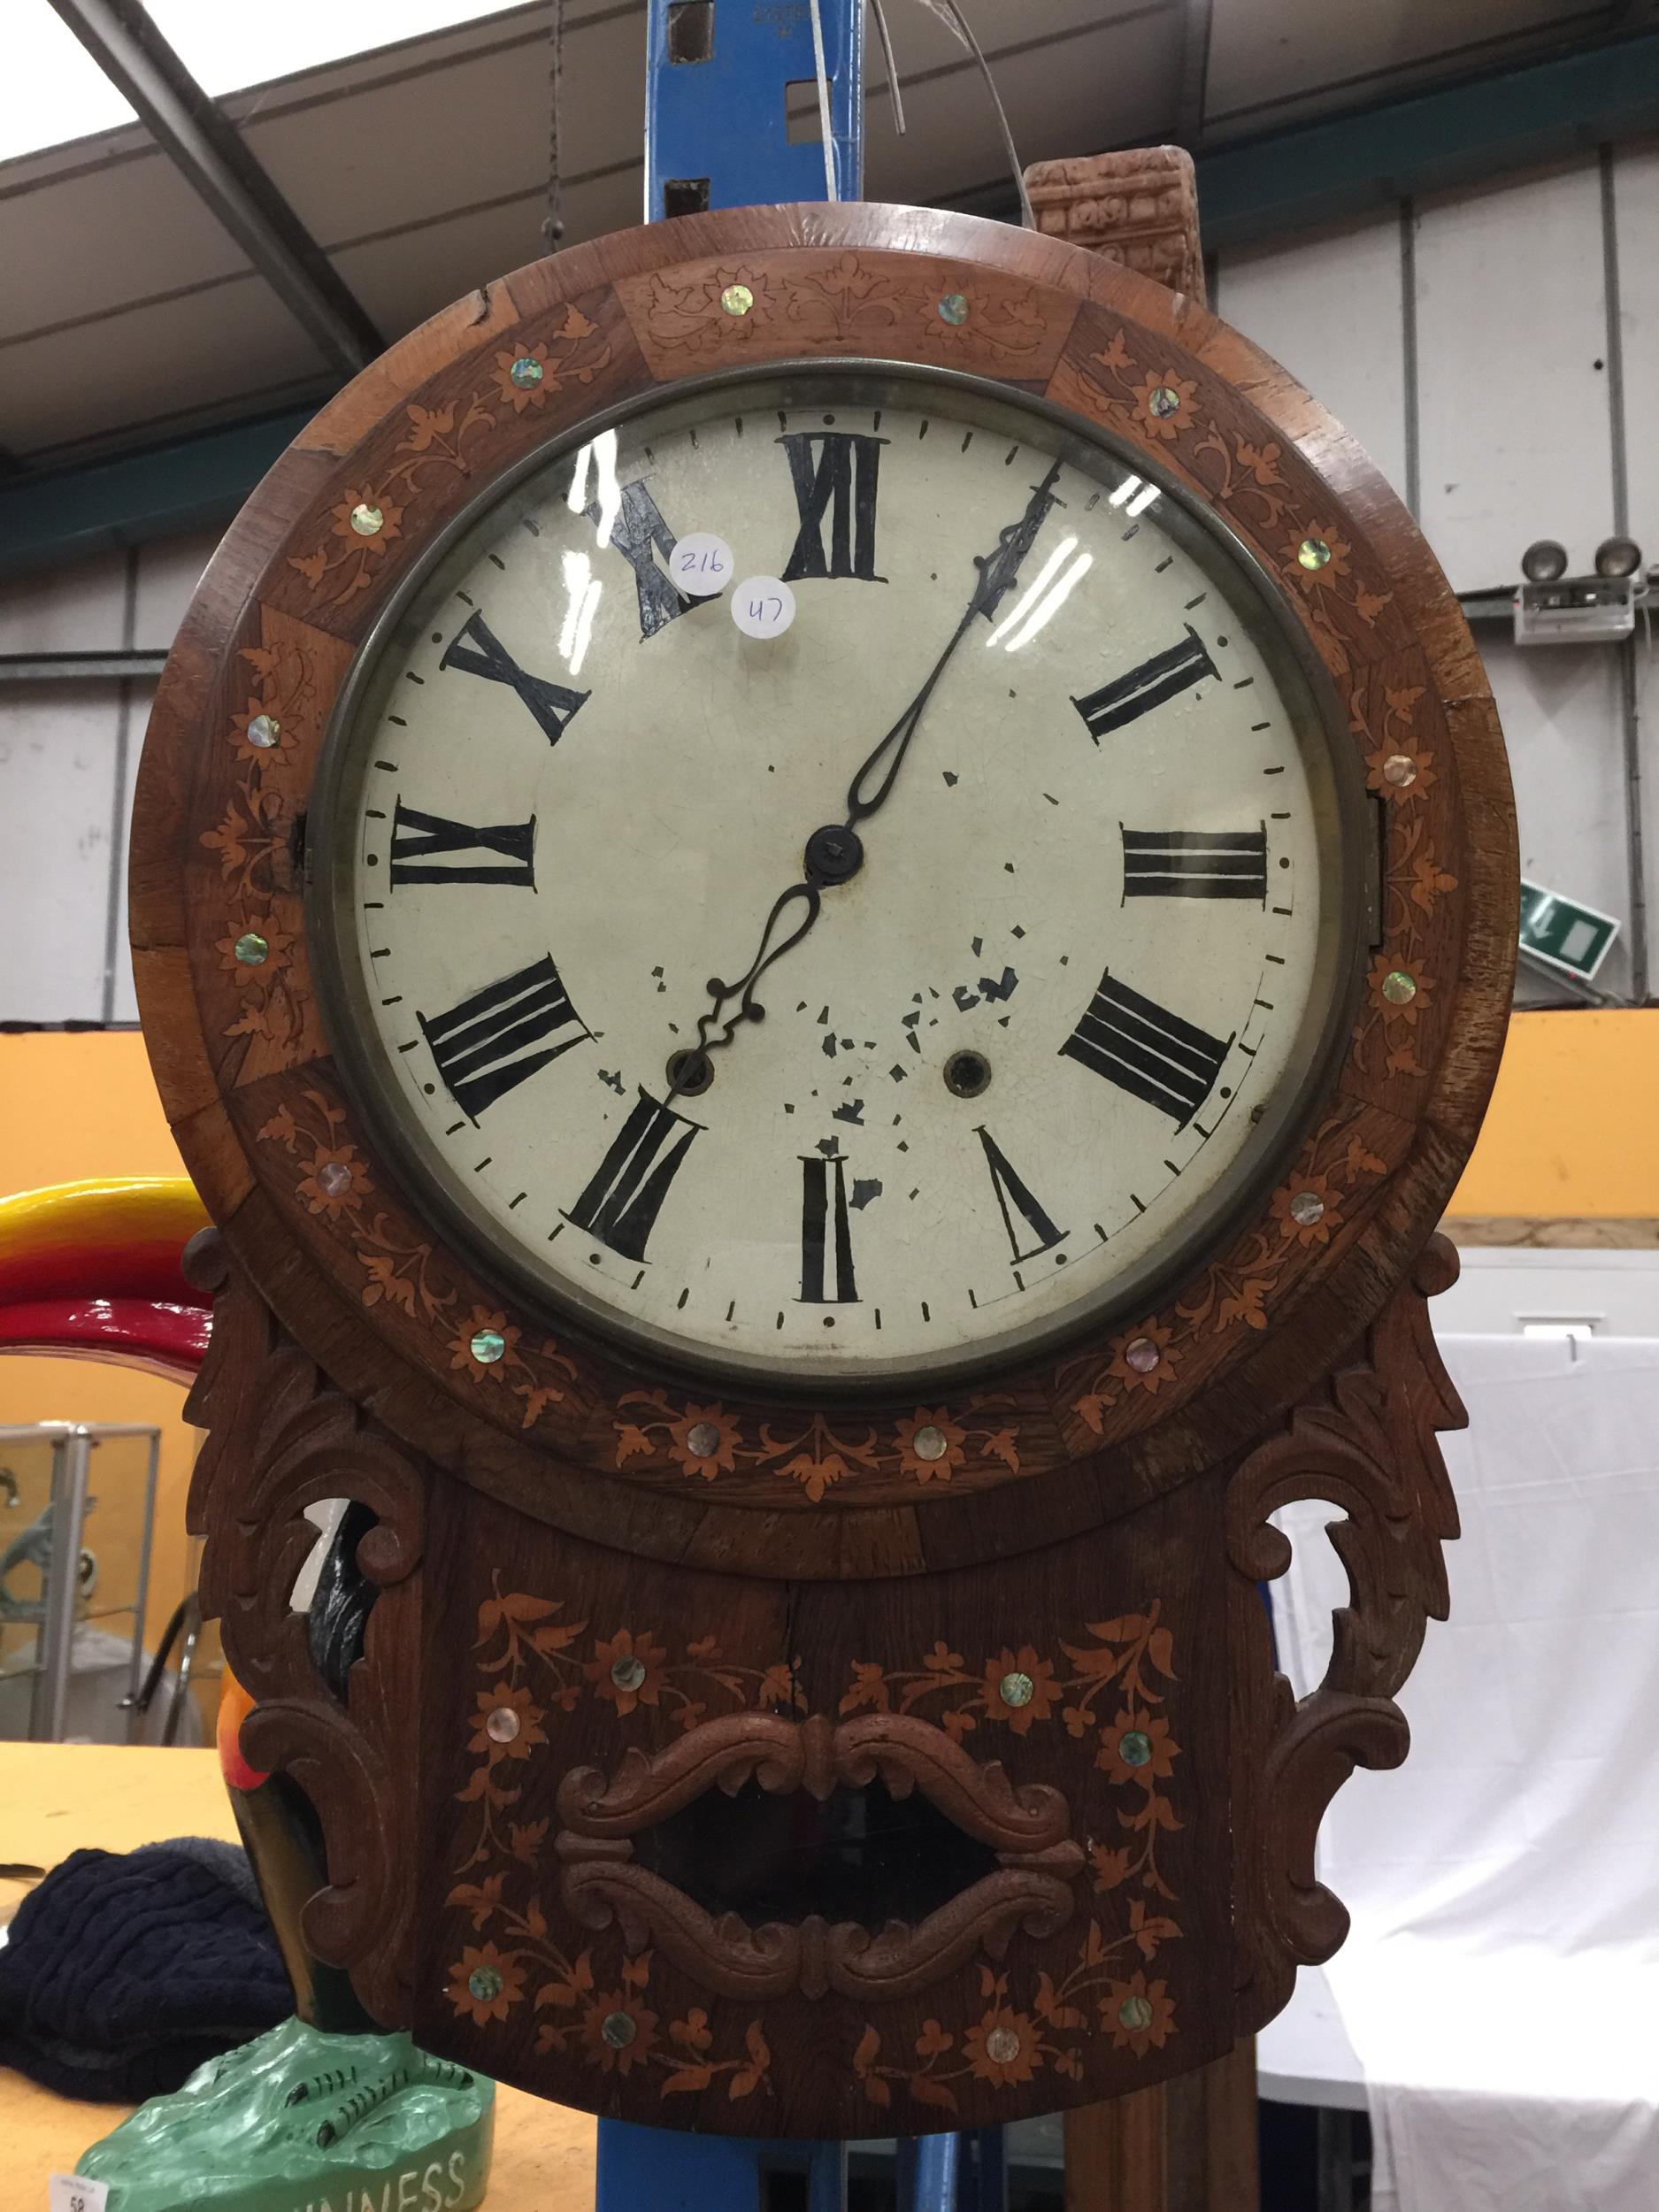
[908,0,1035,227]
[541,0,566,251]
[807,0,840,199]
[868,0,907,134]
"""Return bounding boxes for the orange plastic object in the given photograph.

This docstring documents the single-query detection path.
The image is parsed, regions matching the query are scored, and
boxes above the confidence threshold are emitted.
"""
[0,1178,211,1379]
[216,1669,269,1790]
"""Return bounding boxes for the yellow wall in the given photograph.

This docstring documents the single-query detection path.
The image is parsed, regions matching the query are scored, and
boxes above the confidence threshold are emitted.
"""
[1447,1007,1659,1218]
[0,1033,196,1655]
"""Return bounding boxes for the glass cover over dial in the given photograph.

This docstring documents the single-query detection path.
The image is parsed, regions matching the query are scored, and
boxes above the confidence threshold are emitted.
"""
[313,369,1359,1393]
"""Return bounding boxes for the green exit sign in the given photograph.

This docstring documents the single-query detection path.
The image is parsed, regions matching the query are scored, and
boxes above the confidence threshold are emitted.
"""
[1518,879,1620,980]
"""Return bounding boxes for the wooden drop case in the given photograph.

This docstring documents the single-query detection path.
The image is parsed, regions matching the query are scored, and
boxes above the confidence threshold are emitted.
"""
[131,201,1516,2138]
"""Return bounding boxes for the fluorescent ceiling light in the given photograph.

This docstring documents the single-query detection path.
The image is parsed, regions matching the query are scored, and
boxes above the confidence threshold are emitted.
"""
[2,0,525,167]
[0,6,135,164]
[150,2,528,103]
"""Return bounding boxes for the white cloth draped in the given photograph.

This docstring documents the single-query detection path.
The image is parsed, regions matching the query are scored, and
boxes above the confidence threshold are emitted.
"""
[1268,1333,1659,2212]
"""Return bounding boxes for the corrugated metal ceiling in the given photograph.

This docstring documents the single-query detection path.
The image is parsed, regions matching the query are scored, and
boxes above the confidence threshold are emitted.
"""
[0,0,1626,467]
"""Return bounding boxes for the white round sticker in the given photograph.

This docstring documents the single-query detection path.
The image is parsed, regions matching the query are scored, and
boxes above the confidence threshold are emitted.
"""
[670,531,734,597]
[731,575,797,639]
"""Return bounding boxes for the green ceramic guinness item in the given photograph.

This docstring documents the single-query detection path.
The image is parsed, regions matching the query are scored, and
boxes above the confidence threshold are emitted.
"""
[73,2016,494,2212]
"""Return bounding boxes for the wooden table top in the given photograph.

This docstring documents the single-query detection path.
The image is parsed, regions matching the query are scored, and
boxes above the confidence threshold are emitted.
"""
[1,1742,597,2208]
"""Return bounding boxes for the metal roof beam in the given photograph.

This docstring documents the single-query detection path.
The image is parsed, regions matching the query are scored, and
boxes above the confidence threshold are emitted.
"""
[1172,0,1213,147]
[1197,28,1659,249]
[44,0,383,376]
[0,403,320,580]
[0,649,171,681]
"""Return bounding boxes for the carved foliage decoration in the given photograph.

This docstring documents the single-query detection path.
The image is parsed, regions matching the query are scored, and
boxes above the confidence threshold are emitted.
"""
[182,1228,427,2024]
[1227,1233,1464,2029]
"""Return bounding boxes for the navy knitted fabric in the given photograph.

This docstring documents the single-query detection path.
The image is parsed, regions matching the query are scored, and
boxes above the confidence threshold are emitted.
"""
[0,1840,289,2100]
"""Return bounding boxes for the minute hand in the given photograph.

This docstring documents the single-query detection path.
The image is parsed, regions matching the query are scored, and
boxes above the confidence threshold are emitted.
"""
[843,459,1063,826]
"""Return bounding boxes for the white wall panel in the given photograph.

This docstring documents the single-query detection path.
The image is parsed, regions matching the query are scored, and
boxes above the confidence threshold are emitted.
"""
[106,681,156,1026]
[0,685,121,1022]
[1217,213,1409,501]
[134,529,220,651]
[1484,635,1632,1002]
[1613,141,1659,994]
[0,548,127,654]
[1416,160,1615,593]
[1613,139,1659,565]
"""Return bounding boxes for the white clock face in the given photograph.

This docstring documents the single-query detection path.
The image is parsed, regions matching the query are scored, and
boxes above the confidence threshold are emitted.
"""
[314,369,1359,1393]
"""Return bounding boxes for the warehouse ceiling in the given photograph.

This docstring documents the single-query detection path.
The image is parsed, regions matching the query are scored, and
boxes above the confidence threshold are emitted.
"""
[0,0,1639,475]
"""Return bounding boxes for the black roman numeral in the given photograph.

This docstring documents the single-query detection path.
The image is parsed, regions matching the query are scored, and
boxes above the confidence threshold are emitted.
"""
[440,611,590,747]
[799,1155,859,1302]
[976,1129,1067,1266]
[418,956,589,1121]
[588,479,691,639]
[1060,970,1232,1128]
[778,433,886,583]
[564,1088,700,1262]
[389,802,535,888]
[1071,626,1218,742]
[1121,826,1267,902]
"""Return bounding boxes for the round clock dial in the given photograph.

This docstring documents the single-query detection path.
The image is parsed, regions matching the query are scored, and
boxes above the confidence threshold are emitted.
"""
[311,367,1361,1393]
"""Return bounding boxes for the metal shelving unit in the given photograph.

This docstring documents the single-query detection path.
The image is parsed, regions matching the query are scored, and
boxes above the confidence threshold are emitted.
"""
[0,1420,161,1742]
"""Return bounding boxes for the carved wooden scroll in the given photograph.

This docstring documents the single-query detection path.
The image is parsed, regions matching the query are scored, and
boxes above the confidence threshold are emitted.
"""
[560,1861,1079,2005]
[183,1231,427,2026]
[1228,1233,1464,2031]
[556,1711,1075,1849]
[556,1712,1084,2001]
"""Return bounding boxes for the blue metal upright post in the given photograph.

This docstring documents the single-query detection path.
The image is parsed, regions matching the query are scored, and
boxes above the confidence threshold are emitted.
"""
[897,2127,1007,2212]
[643,0,865,219]
[595,2122,845,2211]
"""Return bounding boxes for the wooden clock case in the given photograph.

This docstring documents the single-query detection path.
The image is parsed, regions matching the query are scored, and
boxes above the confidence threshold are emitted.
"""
[130,200,1516,2138]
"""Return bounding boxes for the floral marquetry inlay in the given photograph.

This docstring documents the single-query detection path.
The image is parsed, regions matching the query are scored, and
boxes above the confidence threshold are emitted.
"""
[622,250,1065,377]
[438,1572,1189,2116]
[614,1394,1022,1498]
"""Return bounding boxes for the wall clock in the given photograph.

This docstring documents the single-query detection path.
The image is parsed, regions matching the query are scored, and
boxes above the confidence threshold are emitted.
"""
[132,195,1516,2138]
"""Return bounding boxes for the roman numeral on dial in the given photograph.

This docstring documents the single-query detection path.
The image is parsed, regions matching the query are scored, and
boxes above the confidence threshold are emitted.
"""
[799,1154,859,1303]
[1061,969,1232,1128]
[1071,626,1218,742]
[779,433,886,582]
[564,1088,701,1262]
[1121,826,1267,902]
[440,611,590,747]
[418,955,589,1121]
[389,802,536,888]
[588,479,691,639]
[976,1128,1067,1266]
